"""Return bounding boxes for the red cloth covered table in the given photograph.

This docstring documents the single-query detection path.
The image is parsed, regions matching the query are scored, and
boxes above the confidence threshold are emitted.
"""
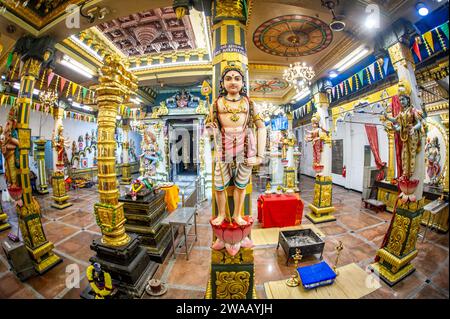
[257,193,304,228]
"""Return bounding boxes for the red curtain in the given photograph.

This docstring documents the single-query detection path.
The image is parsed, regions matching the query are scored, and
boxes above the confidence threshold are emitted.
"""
[391,95,403,178]
[364,124,386,181]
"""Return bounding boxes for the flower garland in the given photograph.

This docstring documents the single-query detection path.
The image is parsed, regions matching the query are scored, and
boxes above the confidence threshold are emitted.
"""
[86,265,113,299]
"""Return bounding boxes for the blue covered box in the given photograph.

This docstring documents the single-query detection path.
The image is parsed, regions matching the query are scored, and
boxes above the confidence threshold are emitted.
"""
[297,261,337,289]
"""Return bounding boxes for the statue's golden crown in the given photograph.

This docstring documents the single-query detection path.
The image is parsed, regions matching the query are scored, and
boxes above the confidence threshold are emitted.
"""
[221,63,245,76]
[311,112,320,123]
[398,79,412,96]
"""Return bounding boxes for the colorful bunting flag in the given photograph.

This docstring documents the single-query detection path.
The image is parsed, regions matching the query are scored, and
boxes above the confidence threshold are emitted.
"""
[412,40,422,61]
[368,63,375,81]
[71,83,78,96]
[357,70,364,86]
[82,87,88,98]
[441,22,449,40]
[423,31,435,52]
[348,76,353,91]
[383,57,389,76]
[59,77,67,93]
[47,71,55,87]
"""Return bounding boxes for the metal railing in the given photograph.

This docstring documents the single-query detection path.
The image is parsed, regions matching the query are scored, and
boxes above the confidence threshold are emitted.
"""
[180,176,207,208]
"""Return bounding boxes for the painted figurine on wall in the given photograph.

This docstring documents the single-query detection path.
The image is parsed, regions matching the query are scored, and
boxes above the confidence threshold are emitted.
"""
[205,64,267,227]
[52,123,69,171]
[425,136,441,186]
[305,113,327,173]
[85,132,91,147]
[381,81,427,202]
[0,107,20,194]
[78,135,84,151]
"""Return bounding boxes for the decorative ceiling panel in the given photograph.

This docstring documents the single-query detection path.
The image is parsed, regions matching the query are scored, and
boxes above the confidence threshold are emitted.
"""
[253,14,333,57]
[249,78,290,98]
[0,0,84,29]
[97,7,196,57]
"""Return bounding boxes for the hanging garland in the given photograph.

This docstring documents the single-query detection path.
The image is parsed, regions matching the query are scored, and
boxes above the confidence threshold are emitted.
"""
[86,265,113,299]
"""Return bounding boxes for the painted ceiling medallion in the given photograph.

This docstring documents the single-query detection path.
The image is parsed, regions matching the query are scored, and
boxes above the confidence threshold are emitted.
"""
[253,15,333,57]
[97,7,196,57]
[250,79,289,94]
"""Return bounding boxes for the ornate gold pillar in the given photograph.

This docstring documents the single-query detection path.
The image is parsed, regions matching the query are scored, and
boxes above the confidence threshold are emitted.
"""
[0,201,11,232]
[385,128,396,183]
[120,121,132,185]
[51,107,72,209]
[440,113,449,192]
[13,36,62,274]
[94,56,132,247]
[370,32,426,286]
[306,91,336,224]
[34,139,49,194]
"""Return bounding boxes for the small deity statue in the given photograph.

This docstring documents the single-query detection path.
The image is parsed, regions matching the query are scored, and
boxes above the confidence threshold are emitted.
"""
[78,135,84,151]
[175,89,191,108]
[85,132,91,147]
[425,136,441,186]
[205,64,267,226]
[71,140,78,155]
[0,107,20,192]
[281,129,296,164]
[91,129,97,144]
[305,113,327,173]
[140,129,161,177]
[51,123,69,170]
[86,262,114,299]
[381,81,427,202]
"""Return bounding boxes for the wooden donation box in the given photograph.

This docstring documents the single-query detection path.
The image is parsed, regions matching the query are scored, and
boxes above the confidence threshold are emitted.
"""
[257,193,304,228]
[119,191,172,263]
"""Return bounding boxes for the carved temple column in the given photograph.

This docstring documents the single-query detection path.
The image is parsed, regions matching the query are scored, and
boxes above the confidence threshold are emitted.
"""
[34,139,49,194]
[120,120,132,185]
[370,21,427,286]
[51,107,72,209]
[173,0,255,299]
[306,85,336,224]
[13,36,62,273]
[282,111,298,192]
[84,55,157,299]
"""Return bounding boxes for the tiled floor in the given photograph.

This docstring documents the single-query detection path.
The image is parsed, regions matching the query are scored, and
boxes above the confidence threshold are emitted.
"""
[0,176,448,299]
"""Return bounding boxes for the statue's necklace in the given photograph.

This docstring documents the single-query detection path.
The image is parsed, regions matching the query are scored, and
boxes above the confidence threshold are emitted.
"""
[223,98,245,122]
[224,95,243,102]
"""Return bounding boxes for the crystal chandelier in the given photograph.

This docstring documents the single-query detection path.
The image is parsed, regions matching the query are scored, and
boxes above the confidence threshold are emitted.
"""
[283,62,315,94]
[39,89,58,108]
[259,102,282,122]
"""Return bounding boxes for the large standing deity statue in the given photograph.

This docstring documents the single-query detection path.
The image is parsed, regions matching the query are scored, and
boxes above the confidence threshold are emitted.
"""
[381,81,427,202]
[304,113,326,173]
[0,107,20,193]
[51,122,69,171]
[206,65,267,227]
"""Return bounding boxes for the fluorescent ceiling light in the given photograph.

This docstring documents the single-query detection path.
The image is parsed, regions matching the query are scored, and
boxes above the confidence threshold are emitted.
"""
[13,82,40,95]
[130,97,143,104]
[59,55,94,79]
[70,35,104,61]
[333,45,370,72]
[72,101,92,111]
[328,70,338,78]
[416,2,429,16]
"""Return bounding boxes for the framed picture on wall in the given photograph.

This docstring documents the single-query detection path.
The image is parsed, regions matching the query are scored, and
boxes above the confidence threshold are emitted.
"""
[81,157,88,168]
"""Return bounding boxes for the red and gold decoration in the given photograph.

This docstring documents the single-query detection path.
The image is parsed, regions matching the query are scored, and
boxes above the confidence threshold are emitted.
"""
[253,15,333,57]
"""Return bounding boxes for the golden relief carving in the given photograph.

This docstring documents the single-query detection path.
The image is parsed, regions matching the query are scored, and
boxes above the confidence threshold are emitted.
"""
[215,0,245,20]
[313,183,320,206]
[321,185,332,207]
[388,43,414,70]
[405,216,421,255]
[215,271,250,299]
[21,59,42,78]
[387,215,410,256]
[211,248,254,264]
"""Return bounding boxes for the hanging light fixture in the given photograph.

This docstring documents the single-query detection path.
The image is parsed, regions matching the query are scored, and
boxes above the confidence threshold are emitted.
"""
[283,62,315,95]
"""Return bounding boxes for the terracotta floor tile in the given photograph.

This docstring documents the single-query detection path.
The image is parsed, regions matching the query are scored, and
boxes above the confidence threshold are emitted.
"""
[357,224,390,248]
[195,225,213,248]
[55,231,100,263]
[390,271,427,299]
[87,224,101,233]
[167,249,210,288]
[0,273,29,298]
[316,223,347,236]
[27,259,81,299]
[61,277,88,299]
[413,284,448,299]
[413,242,449,278]
[338,213,384,231]
[42,222,79,245]
[431,264,449,291]
[59,210,95,228]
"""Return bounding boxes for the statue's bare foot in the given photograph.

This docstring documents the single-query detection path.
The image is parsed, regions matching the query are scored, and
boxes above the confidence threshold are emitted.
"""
[212,214,226,225]
[233,215,247,226]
